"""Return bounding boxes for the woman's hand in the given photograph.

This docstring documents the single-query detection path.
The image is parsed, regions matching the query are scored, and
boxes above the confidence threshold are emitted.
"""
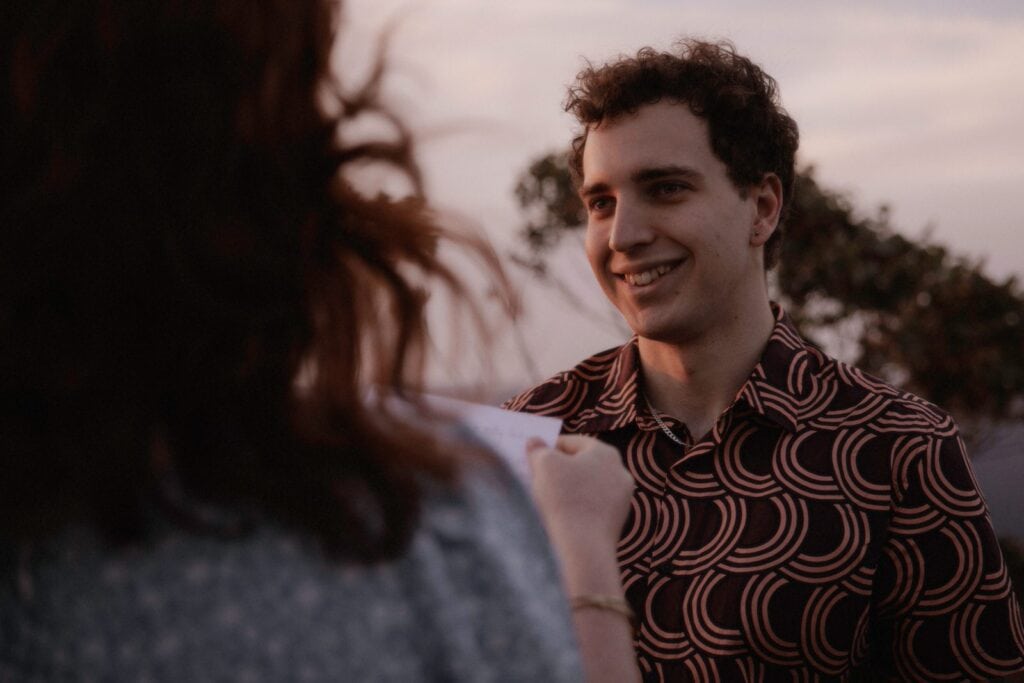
[527,434,634,565]
[526,435,640,683]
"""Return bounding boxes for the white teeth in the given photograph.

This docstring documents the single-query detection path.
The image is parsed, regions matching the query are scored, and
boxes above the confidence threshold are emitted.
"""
[623,263,675,286]
[632,271,655,286]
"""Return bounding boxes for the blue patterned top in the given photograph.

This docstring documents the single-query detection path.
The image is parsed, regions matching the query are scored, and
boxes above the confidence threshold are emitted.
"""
[0,464,583,682]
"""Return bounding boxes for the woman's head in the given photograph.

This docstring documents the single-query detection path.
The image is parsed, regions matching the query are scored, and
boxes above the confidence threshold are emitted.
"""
[1,0,498,558]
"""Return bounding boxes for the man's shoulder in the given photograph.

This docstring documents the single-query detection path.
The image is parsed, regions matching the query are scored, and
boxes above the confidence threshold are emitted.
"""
[762,305,957,439]
[503,343,632,421]
[815,353,958,438]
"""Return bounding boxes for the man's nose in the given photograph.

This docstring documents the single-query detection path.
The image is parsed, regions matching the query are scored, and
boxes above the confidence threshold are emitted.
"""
[608,201,655,253]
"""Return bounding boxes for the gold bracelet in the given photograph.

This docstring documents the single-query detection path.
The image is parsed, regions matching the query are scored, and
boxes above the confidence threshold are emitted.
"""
[569,594,637,629]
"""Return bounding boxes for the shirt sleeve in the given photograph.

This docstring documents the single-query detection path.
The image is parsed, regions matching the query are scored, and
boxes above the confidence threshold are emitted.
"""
[871,431,1024,680]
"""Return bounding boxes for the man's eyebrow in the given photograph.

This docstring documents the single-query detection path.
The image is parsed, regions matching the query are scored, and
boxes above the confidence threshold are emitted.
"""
[580,165,702,198]
[632,165,702,183]
[578,181,610,199]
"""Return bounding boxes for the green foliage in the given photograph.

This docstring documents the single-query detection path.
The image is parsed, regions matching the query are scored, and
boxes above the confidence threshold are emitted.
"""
[511,152,586,276]
[511,151,1024,422]
[782,171,1024,420]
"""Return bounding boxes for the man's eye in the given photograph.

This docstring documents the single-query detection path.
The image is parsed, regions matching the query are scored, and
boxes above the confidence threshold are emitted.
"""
[652,182,687,197]
[589,197,613,213]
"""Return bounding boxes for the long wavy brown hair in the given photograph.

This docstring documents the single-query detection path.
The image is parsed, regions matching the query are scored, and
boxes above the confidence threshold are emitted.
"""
[0,0,506,560]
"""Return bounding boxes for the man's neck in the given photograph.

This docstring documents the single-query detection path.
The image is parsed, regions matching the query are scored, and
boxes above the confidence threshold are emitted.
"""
[638,300,775,442]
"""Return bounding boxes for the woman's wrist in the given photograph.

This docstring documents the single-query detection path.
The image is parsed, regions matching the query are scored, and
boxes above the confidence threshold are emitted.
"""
[550,535,625,597]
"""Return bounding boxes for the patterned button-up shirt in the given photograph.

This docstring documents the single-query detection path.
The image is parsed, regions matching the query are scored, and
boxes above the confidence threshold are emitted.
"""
[506,305,1024,681]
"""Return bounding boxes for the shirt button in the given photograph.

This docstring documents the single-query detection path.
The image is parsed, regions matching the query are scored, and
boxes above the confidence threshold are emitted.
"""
[655,562,674,575]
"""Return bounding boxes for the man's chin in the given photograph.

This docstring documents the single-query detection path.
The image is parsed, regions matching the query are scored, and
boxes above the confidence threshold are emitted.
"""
[630,318,702,346]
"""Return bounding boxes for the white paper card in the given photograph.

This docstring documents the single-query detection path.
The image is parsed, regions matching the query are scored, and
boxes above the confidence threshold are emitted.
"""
[424,394,563,485]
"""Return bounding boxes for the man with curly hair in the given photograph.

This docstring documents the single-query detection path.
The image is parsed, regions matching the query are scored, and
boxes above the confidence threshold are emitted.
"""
[507,40,1024,681]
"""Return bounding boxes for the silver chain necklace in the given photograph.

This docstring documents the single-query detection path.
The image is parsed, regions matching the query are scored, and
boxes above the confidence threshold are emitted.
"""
[643,393,687,446]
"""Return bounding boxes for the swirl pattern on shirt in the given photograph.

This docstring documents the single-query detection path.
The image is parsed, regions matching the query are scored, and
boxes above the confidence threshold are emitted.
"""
[506,305,1024,682]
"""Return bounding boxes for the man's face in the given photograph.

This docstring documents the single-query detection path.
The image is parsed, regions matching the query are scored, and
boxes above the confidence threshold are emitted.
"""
[580,101,777,345]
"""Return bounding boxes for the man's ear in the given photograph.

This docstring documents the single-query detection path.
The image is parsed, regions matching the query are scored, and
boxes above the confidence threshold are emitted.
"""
[749,173,783,247]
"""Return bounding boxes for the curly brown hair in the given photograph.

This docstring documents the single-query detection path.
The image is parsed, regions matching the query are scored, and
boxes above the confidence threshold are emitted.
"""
[565,39,799,269]
[0,0,507,560]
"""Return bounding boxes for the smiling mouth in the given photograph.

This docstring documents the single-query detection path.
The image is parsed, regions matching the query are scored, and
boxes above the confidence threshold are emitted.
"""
[620,262,680,287]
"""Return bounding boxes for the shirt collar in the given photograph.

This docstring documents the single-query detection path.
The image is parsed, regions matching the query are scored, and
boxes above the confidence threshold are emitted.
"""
[561,341,642,434]
[735,303,823,433]
[566,303,818,435]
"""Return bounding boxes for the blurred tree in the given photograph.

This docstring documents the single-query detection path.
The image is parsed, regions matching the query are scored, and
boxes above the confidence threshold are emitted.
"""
[511,151,1024,423]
